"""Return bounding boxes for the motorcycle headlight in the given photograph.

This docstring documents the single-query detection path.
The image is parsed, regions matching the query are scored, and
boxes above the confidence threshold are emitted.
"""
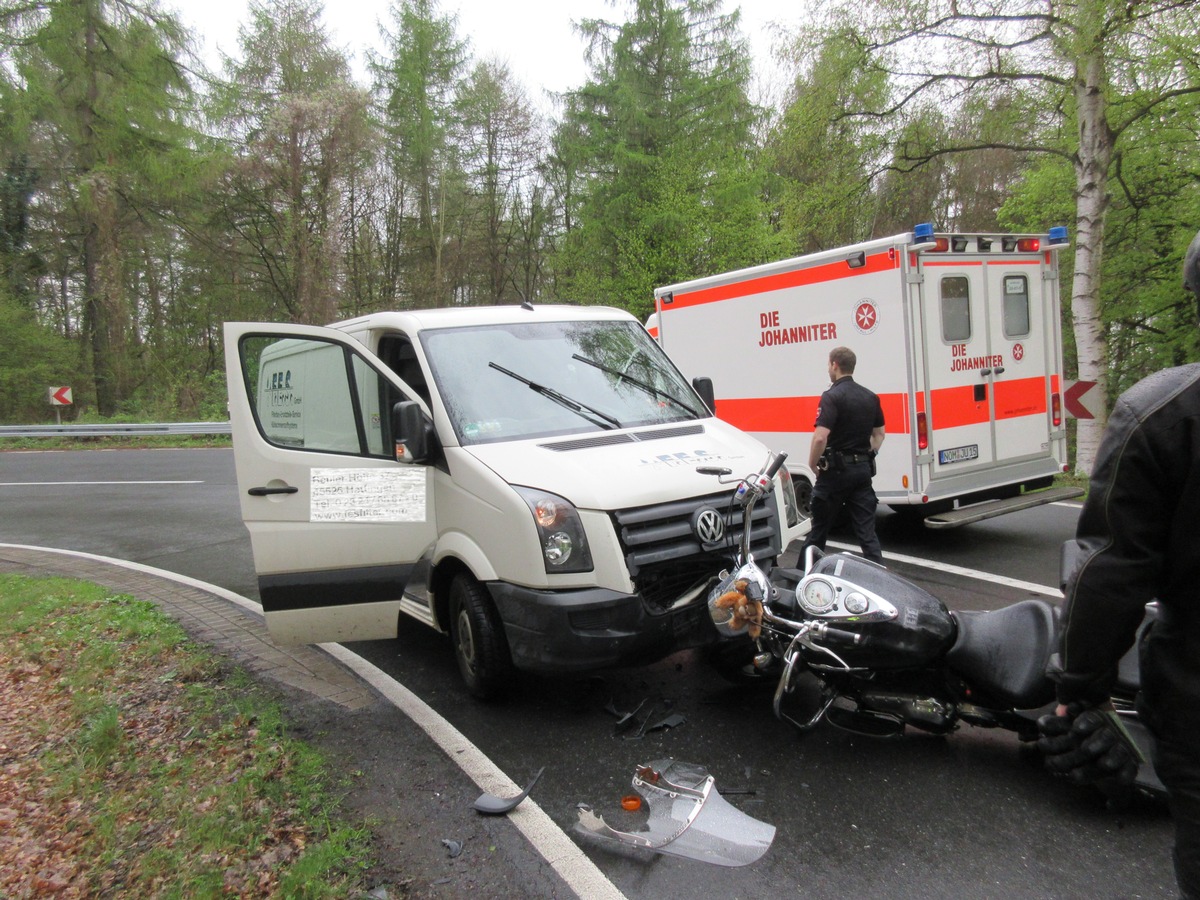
[798,577,837,615]
[515,487,594,574]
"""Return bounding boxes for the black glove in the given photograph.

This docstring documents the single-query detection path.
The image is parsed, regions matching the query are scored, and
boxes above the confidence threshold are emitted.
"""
[1036,702,1141,787]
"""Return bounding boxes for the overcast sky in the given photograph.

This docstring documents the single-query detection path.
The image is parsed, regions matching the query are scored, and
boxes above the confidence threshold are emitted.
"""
[172,0,795,110]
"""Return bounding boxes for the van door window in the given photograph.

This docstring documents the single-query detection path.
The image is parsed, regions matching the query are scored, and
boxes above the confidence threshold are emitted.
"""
[1002,275,1031,338]
[378,335,432,407]
[940,276,971,342]
[240,335,402,458]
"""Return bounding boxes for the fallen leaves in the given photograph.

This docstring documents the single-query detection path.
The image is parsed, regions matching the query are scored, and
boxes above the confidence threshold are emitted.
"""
[0,591,342,899]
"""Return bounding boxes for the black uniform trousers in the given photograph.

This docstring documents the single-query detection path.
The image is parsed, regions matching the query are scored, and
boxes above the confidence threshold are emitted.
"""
[802,460,883,564]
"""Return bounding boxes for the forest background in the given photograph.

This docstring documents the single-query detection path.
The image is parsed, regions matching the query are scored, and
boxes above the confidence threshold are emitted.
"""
[1,0,1198,473]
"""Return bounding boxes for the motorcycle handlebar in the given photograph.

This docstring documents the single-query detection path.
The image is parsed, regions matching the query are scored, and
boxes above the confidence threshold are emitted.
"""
[764,451,788,480]
[818,625,865,647]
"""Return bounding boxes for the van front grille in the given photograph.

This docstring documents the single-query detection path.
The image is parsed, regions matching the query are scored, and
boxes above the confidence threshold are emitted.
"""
[611,492,781,612]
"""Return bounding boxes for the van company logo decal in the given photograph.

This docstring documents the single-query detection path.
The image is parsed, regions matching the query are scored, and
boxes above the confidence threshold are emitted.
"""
[854,300,879,335]
[638,450,745,468]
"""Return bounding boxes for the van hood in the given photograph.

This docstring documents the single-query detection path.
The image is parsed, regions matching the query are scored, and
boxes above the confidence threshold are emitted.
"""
[464,421,764,510]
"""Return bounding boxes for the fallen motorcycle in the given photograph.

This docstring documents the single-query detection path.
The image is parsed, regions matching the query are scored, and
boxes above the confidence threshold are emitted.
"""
[699,452,1162,798]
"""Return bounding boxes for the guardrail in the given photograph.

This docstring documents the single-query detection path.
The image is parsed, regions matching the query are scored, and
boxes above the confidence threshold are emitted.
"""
[0,422,232,438]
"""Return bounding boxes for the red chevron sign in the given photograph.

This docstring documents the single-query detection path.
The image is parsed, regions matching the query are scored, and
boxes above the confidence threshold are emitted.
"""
[1063,379,1100,420]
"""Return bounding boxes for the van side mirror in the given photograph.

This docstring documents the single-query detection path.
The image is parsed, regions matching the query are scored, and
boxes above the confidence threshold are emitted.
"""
[391,400,433,463]
[692,377,716,415]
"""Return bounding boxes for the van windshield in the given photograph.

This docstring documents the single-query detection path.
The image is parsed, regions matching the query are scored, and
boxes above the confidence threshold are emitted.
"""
[421,320,705,444]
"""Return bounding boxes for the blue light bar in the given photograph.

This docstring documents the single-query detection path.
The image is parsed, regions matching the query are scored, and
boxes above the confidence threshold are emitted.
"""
[913,223,934,241]
[1048,226,1068,245]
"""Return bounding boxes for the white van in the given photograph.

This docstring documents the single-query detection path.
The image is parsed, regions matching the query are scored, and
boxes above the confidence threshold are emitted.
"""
[224,305,806,697]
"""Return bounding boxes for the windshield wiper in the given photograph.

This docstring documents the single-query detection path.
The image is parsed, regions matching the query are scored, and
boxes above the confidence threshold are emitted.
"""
[488,362,621,430]
[571,354,703,417]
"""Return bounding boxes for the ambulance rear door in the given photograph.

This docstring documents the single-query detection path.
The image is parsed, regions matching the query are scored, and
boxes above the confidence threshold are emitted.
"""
[985,258,1055,464]
[918,250,1053,483]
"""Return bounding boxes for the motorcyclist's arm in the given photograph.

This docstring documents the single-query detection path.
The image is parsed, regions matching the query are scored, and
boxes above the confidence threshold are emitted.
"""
[1056,400,1167,706]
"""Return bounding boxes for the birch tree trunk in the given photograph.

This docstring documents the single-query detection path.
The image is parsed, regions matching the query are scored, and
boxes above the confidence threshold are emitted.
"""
[1068,21,1114,475]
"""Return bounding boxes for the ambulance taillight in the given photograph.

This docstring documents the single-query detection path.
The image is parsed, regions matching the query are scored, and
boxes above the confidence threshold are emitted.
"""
[917,411,929,450]
[1051,392,1062,428]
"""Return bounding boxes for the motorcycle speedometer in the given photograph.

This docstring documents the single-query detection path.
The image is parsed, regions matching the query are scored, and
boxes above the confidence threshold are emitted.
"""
[798,577,837,614]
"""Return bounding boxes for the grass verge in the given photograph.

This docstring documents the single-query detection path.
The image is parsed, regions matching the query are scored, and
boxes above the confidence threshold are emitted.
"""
[0,574,371,898]
[0,435,231,452]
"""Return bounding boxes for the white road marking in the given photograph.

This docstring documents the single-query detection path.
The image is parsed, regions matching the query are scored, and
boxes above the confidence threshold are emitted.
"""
[828,540,1063,599]
[0,481,203,486]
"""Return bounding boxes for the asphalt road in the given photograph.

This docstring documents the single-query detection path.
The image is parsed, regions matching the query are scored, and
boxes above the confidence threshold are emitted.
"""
[0,447,1176,898]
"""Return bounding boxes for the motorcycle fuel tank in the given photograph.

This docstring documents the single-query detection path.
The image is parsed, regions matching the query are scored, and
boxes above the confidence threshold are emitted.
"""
[801,553,956,669]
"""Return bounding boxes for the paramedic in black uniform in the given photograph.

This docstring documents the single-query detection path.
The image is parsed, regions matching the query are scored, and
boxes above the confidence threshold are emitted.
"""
[1039,229,1200,899]
[801,346,885,564]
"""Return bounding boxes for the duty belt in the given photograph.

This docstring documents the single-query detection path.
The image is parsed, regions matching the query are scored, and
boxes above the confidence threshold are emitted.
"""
[835,451,872,464]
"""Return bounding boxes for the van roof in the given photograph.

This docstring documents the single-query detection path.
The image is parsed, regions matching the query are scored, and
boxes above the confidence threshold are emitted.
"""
[333,304,636,333]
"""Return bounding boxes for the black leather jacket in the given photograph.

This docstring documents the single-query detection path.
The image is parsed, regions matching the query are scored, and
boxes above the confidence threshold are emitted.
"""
[1055,363,1200,730]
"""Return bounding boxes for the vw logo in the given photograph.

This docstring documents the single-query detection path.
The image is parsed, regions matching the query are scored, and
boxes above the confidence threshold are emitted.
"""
[692,507,726,547]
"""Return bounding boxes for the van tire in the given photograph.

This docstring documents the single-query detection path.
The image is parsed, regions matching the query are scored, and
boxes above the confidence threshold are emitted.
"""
[450,573,513,700]
[795,477,813,519]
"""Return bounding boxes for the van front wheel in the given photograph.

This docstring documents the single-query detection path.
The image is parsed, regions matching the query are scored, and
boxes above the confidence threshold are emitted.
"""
[450,573,513,700]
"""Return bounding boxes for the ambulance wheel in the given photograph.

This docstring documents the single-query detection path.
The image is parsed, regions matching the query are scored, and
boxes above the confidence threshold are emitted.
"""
[450,573,513,700]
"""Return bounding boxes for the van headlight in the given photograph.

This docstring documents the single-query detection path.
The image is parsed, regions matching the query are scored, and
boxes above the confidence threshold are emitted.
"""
[515,487,594,574]
[779,467,800,528]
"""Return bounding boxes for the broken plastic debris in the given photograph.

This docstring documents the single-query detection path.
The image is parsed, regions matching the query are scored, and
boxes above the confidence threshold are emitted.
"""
[621,795,642,811]
[441,839,463,858]
[646,712,686,733]
[575,758,775,867]
[606,698,648,734]
[473,767,544,815]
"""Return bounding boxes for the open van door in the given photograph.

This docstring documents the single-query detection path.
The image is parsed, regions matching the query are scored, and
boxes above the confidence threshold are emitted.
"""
[224,322,437,644]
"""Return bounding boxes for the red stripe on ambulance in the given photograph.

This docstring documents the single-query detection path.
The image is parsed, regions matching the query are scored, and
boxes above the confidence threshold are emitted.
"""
[667,251,899,310]
[715,393,911,435]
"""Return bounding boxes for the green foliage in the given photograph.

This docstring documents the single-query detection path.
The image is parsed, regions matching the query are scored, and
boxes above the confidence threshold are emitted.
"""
[769,21,891,250]
[210,0,370,324]
[554,0,775,313]
[0,0,1196,429]
[0,291,82,421]
[373,0,470,308]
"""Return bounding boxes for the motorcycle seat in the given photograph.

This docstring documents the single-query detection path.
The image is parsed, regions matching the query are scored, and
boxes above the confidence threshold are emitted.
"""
[946,600,1058,709]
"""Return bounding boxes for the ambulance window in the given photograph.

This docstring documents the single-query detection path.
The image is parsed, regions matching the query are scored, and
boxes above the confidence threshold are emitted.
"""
[940,276,971,342]
[1002,275,1031,338]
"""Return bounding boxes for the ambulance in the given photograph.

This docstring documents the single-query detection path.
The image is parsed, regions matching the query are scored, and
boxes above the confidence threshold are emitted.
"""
[652,224,1083,528]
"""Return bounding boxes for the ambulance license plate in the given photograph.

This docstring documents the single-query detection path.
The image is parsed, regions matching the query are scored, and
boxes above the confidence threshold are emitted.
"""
[939,444,979,464]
